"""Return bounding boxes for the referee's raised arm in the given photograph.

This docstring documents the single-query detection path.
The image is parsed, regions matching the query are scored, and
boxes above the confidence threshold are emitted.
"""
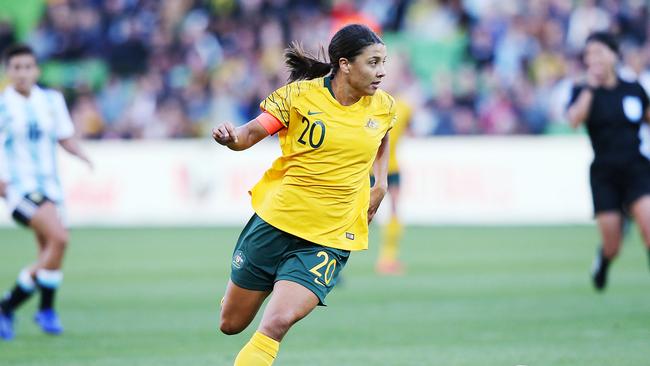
[567,86,594,128]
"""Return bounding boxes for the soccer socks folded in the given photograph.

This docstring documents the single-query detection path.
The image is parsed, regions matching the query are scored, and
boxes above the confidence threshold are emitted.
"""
[234,331,280,366]
[378,216,403,263]
[36,269,63,310]
[0,269,36,314]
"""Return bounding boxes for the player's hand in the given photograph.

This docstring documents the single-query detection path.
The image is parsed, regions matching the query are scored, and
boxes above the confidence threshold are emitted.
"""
[368,185,387,223]
[212,122,239,146]
[0,180,6,198]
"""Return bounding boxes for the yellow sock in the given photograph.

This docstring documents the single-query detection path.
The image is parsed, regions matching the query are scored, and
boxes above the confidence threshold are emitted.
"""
[378,216,403,263]
[234,331,280,366]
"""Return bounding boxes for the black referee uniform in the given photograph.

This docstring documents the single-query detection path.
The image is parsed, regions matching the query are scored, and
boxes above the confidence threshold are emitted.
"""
[569,79,650,214]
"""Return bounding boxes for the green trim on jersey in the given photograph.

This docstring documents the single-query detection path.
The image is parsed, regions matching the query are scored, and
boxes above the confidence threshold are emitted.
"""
[324,76,335,99]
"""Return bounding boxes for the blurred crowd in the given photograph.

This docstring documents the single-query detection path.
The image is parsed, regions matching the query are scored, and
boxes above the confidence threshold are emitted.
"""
[0,0,648,138]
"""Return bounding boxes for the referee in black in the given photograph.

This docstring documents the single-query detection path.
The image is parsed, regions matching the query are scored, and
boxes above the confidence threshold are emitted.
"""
[567,32,650,291]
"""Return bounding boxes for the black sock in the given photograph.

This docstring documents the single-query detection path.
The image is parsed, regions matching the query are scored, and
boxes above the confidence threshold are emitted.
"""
[0,283,34,314]
[36,281,57,311]
[600,247,611,269]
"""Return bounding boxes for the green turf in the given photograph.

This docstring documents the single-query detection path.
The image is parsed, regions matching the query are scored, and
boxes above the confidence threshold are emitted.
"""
[0,225,649,366]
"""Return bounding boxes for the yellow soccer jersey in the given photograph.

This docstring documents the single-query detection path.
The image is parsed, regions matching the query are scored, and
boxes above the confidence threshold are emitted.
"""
[387,99,412,174]
[252,76,396,251]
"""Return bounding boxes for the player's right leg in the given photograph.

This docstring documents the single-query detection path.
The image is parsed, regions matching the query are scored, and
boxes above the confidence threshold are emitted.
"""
[0,267,35,340]
[219,280,270,335]
[592,211,624,291]
[0,194,52,340]
[220,214,282,335]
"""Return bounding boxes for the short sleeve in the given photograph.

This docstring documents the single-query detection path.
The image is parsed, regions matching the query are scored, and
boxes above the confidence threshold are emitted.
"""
[51,91,74,140]
[259,83,296,127]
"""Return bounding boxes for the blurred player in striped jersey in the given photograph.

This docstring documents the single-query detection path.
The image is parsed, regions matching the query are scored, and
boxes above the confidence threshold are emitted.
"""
[0,44,91,340]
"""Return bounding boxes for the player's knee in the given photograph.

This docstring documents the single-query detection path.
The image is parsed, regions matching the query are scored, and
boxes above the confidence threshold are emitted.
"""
[49,230,69,251]
[219,323,242,335]
[603,243,620,258]
[260,312,297,339]
[219,316,245,335]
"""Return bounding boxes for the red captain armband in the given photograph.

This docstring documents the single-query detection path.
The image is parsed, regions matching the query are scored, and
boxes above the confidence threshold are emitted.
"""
[256,112,285,135]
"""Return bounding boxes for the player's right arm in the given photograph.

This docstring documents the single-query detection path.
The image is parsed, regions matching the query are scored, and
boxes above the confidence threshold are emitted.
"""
[567,67,601,128]
[212,111,284,151]
[212,120,267,151]
[214,82,293,151]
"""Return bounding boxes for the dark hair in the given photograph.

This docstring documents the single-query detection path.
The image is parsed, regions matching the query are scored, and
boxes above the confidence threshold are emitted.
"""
[284,24,383,82]
[586,32,619,55]
[3,43,36,65]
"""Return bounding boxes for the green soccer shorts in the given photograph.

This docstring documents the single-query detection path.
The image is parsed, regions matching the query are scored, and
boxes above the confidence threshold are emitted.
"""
[229,214,350,305]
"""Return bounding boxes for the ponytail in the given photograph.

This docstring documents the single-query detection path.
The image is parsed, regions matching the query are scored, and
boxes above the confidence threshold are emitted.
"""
[284,41,332,82]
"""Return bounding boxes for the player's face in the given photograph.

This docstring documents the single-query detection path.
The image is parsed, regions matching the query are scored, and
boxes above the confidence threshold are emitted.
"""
[348,43,387,96]
[584,41,616,77]
[6,54,40,94]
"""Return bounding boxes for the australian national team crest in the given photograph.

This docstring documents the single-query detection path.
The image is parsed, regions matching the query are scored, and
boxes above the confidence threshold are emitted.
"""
[365,119,379,129]
[232,250,246,270]
[623,96,643,122]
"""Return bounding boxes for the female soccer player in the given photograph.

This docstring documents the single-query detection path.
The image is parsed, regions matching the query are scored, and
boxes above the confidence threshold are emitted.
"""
[212,24,394,365]
[567,32,650,291]
[0,44,92,340]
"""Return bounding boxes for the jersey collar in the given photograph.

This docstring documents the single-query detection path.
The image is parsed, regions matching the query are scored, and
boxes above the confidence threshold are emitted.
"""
[322,76,369,111]
[6,85,41,101]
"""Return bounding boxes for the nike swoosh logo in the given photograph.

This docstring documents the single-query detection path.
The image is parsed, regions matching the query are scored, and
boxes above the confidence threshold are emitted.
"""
[307,110,323,115]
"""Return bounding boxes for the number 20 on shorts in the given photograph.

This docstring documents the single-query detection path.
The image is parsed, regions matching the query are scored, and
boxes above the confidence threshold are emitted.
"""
[309,251,337,287]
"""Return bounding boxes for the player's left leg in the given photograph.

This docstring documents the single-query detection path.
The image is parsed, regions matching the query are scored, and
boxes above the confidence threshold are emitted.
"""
[630,195,650,271]
[234,280,319,366]
[29,202,68,335]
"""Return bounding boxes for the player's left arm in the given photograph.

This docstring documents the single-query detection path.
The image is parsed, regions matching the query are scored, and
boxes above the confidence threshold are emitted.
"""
[368,132,390,223]
[59,137,93,170]
[52,91,93,169]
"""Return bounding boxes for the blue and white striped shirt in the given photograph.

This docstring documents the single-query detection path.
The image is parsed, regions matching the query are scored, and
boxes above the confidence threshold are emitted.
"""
[0,86,74,212]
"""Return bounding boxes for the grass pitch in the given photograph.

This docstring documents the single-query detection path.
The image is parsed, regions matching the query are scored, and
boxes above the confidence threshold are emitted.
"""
[0,225,649,366]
